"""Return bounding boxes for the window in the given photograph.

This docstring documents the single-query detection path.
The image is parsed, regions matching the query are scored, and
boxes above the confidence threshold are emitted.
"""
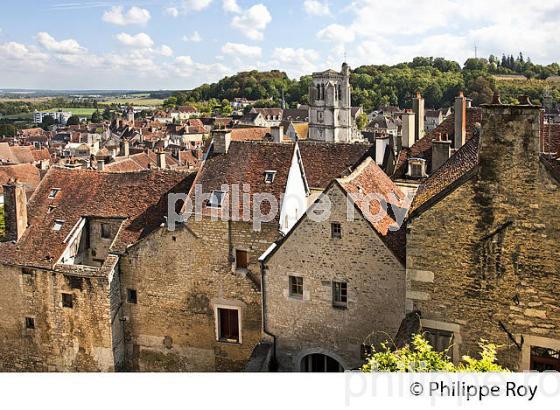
[264,170,276,184]
[530,346,560,372]
[52,220,65,231]
[25,317,35,329]
[47,205,57,214]
[208,190,225,208]
[331,222,342,239]
[62,293,73,308]
[101,223,111,239]
[217,308,240,343]
[48,188,60,199]
[235,249,248,270]
[289,275,303,299]
[333,281,348,308]
[424,328,454,358]
[318,111,324,122]
[127,288,137,304]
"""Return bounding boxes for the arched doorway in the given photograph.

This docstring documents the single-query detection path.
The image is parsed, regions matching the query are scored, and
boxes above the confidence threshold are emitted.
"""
[300,353,344,372]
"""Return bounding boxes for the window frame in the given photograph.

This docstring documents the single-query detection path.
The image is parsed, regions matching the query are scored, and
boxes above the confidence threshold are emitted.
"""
[52,220,65,231]
[61,293,74,308]
[208,190,226,208]
[100,223,111,240]
[331,222,342,239]
[127,288,138,304]
[264,170,277,184]
[48,188,61,199]
[332,281,348,308]
[215,305,242,344]
[289,275,304,299]
[25,317,35,330]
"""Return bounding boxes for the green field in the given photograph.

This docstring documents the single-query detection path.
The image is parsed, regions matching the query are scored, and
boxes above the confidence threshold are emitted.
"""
[46,107,99,116]
[98,98,164,107]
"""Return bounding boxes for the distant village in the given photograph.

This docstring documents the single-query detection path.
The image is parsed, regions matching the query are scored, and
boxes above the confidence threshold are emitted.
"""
[0,63,559,373]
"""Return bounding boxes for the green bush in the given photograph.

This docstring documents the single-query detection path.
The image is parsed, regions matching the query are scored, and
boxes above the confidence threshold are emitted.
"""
[361,334,508,372]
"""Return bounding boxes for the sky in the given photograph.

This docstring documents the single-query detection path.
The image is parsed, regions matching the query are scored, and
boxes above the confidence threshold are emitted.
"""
[0,0,559,90]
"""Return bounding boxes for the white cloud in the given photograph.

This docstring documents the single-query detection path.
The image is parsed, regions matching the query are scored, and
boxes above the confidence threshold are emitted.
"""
[165,7,180,17]
[223,0,241,13]
[317,24,355,43]
[36,32,86,55]
[231,4,272,41]
[182,31,202,42]
[303,0,331,16]
[181,0,213,12]
[270,47,320,77]
[116,33,154,48]
[159,45,174,56]
[221,42,262,58]
[102,6,151,26]
[0,41,48,63]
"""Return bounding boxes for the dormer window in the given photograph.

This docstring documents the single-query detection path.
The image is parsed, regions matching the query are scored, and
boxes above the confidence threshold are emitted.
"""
[208,191,225,208]
[52,220,65,231]
[264,170,277,184]
[407,158,428,179]
[48,188,61,199]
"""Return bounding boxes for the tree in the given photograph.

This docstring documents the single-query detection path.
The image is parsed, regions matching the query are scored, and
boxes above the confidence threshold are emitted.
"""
[40,116,56,130]
[220,99,233,116]
[66,115,80,126]
[91,110,102,123]
[356,112,368,130]
[102,107,114,121]
[361,334,508,372]
[0,124,17,137]
[466,76,495,106]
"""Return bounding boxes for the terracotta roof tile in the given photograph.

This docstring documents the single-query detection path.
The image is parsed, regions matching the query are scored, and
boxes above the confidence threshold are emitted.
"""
[0,164,42,194]
[0,167,194,268]
[230,127,272,142]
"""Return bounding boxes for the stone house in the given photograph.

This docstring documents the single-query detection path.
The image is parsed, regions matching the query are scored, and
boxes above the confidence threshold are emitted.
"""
[0,167,193,371]
[405,100,560,371]
[260,157,408,371]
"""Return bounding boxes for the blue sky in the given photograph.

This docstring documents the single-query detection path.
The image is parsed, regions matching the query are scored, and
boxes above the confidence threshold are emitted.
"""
[0,0,559,90]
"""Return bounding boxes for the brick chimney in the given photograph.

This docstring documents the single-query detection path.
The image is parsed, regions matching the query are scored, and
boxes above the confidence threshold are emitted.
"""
[454,91,467,149]
[156,151,166,169]
[412,92,425,142]
[432,132,452,172]
[271,125,284,143]
[401,109,415,148]
[97,159,105,171]
[3,179,27,241]
[213,130,231,154]
[119,139,129,157]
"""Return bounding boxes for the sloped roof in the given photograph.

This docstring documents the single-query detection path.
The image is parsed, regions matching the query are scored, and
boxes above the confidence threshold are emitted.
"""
[191,141,295,222]
[105,151,179,171]
[298,141,373,189]
[230,127,272,142]
[0,167,194,268]
[0,164,42,194]
[0,143,45,164]
[393,107,482,179]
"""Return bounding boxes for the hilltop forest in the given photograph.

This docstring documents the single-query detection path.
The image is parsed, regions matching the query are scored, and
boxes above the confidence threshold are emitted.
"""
[167,54,560,112]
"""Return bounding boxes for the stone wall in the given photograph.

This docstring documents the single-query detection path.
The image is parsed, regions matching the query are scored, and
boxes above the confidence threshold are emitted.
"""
[0,264,114,371]
[407,105,560,370]
[263,185,406,371]
[118,218,281,371]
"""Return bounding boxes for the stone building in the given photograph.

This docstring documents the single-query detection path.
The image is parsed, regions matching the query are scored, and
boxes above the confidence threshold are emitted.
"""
[0,168,193,371]
[260,157,408,371]
[405,100,560,370]
[308,63,358,143]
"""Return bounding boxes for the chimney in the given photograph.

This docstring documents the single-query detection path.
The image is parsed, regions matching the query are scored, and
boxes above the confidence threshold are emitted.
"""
[270,125,284,143]
[401,109,415,148]
[119,139,129,157]
[432,138,452,172]
[97,159,105,171]
[454,91,467,149]
[412,92,425,141]
[156,151,166,169]
[375,135,390,166]
[3,179,27,242]
[213,130,231,154]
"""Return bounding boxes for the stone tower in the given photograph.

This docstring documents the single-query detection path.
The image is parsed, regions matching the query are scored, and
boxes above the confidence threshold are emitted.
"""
[308,63,353,143]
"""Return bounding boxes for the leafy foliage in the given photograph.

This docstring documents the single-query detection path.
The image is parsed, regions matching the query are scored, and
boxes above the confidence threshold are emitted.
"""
[361,334,508,372]
[165,55,560,112]
[66,115,81,126]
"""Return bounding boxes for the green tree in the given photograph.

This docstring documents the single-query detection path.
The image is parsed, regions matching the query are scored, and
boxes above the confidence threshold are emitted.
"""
[220,99,233,116]
[40,116,56,130]
[356,112,368,130]
[361,334,508,372]
[0,124,17,137]
[91,110,102,123]
[102,107,114,121]
[66,115,80,126]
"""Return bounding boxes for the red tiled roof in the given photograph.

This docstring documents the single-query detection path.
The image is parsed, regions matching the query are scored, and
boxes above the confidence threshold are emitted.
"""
[393,107,482,179]
[0,167,194,268]
[298,141,373,189]
[0,164,42,194]
[105,151,178,172]
[0,143,45,164]
[230,127,272,142]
